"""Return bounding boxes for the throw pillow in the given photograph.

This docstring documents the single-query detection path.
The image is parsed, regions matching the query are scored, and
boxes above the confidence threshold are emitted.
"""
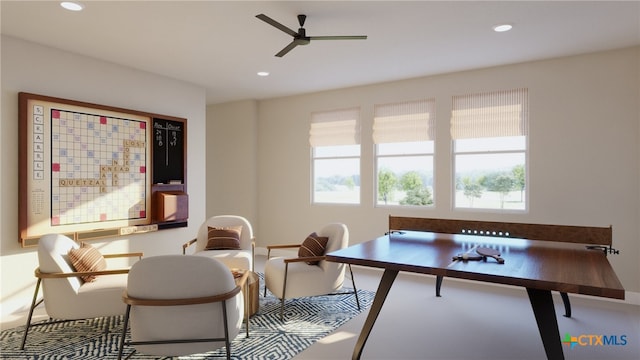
[298,232,329,265]
[68,242,107,283]
[205,226,242,250]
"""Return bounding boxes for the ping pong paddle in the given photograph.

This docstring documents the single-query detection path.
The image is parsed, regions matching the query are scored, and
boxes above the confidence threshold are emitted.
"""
[476,247,505,264]
[452,252,483,262]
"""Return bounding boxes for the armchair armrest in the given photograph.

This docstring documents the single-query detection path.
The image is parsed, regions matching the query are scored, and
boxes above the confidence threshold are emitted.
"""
[34,250,142,282]
[103,252,143,260]
[267,244,302,250]
[35,267,130,279]
[266,244,301,259]
[182,238,197,255]
[122,286,242,306]
[284,255,326,264]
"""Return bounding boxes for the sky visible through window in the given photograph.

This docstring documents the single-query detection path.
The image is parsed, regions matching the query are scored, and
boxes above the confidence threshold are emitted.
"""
[313,137,526,210]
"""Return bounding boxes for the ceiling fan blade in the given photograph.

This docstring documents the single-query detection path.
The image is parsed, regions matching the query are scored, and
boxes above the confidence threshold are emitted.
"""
[275,41,299,57]
[309,35,368,41]
[258,13,368,57]
[256,14,298,37]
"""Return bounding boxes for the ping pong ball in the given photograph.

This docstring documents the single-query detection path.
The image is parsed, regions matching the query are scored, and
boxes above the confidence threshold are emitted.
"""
[462,253,469,260]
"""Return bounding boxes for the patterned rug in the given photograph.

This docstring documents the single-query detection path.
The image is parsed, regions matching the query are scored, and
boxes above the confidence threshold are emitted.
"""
[0,274,373,360]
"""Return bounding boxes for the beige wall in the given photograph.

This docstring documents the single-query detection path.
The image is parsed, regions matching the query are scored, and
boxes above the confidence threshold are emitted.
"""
[210,46,640,295]
[206,100,258,228]
[0,36,208,323]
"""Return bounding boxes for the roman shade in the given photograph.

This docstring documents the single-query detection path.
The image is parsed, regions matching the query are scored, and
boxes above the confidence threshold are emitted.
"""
[373,99,436,143]
[451,88,528,139]
[309,107,361,147]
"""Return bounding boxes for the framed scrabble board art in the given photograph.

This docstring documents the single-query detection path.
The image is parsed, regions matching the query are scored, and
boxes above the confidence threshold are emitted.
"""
[18,93,188,246]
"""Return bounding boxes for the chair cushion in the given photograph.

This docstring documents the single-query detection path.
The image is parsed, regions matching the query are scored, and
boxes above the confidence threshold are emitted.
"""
[265,257,343,299]
[68,242,106,282]
[194,249,252,270]
[205,226,242,250]
[298,232,329,265]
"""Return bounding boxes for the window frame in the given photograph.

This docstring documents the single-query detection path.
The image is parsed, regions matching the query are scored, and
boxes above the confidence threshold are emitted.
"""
[451,88,529,212]
[373,99,436,208]
[309,108,361,205]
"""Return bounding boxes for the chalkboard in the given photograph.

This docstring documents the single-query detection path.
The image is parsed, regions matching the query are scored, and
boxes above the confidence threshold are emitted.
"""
[152,118,186,184]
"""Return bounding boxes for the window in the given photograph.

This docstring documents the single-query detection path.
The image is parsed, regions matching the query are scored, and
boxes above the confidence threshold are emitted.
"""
[374,99,435,207]
[451,88,528,210]
[310,108,361,204]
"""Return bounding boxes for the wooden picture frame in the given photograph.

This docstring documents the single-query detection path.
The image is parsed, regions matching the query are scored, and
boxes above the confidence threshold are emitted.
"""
[18,93,187,246]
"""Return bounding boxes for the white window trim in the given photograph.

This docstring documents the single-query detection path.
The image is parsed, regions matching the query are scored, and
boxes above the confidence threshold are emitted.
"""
[451,88,529,212]
[373,99,436,208]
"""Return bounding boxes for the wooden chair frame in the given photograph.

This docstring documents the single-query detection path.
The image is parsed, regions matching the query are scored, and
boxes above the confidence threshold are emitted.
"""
[117,271,248,360]
[264,244,360,320]
[21,252,143,350]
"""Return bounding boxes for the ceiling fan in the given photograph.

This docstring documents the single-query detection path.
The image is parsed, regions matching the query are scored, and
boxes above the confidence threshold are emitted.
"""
[256,13,367,57]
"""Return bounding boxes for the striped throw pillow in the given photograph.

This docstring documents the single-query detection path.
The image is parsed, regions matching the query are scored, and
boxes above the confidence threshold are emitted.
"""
[205,226,242,250]
[298,232,329,265]
[68,242,107,283]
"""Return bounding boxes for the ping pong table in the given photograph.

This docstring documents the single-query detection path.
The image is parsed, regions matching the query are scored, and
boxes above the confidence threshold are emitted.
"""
[326,228,625,359]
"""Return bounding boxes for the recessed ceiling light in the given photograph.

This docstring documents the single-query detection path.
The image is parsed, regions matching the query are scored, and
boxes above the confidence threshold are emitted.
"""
[493,24,513,32]
[60,2,84,11]
[257,71,270,77]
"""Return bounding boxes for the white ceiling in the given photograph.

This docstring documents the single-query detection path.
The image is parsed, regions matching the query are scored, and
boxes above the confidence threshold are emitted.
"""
[2,1,639,105]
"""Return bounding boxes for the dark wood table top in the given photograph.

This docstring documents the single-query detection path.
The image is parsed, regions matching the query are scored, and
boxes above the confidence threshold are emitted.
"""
[326,231,624,300]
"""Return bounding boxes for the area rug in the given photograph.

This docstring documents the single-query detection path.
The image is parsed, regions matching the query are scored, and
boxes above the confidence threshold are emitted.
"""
[0,274,373,359]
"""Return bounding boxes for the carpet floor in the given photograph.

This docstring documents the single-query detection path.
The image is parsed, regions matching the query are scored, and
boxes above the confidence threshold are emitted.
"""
[0,274,373,359]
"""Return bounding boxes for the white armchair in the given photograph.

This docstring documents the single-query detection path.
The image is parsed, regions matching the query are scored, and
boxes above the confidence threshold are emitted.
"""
[264,223,360,320]
[117,255,245,359]
[21,233,142,349]
[183,215,255,271]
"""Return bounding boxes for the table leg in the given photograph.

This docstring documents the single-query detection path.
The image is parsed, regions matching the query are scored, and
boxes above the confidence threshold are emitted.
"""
[560,292,571,318]
[526,288,564,360]
[245,279,250,337]
[352,269,398,360]
[435,275,443,297]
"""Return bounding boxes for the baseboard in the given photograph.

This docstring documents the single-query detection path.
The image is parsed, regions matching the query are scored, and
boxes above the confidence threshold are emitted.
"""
[255,246,640,307]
